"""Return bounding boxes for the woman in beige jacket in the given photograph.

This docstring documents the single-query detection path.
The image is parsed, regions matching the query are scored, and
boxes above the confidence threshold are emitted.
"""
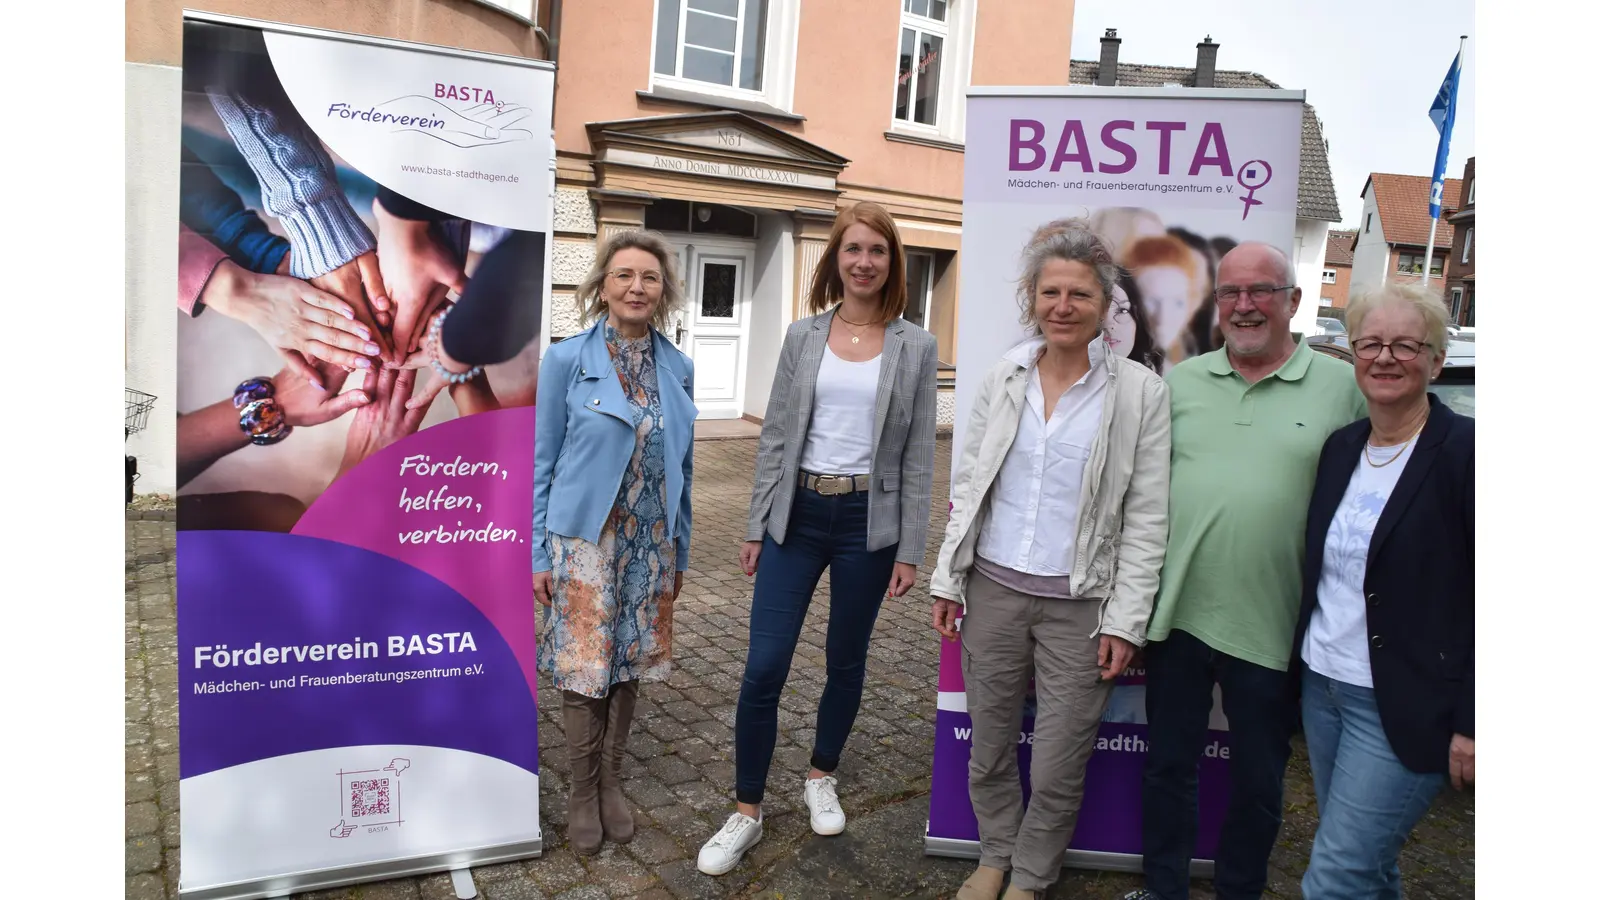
[930,219,1171,900]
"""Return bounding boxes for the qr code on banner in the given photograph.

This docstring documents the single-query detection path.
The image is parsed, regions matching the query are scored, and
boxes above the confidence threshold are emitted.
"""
[350,778,391,817]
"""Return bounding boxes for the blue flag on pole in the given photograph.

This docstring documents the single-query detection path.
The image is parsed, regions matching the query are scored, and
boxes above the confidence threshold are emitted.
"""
[1427,51,1462,218]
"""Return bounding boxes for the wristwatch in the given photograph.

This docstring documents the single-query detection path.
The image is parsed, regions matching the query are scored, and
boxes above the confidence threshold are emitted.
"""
[233,376,292,446]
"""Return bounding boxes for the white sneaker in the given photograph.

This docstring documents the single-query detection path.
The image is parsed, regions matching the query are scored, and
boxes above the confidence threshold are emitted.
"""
[697,811,763,876]
[804,775,847,835]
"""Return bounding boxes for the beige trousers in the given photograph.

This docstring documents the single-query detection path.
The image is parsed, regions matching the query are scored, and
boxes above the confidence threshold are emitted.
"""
[961,571,1114,893]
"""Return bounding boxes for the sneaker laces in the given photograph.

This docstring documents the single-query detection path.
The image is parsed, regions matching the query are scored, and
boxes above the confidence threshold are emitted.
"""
[707,812,755,850]
[809,776,842,815]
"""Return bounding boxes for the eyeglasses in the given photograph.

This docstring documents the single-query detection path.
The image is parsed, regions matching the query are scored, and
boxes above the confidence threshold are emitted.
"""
[1214,284,1293,303]
[607,268,663,289]
[1351,338,1431,361]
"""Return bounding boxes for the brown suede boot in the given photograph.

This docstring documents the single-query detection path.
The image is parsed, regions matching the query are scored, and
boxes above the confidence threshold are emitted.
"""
[1000,885,1038,900]
[562,690,607,855]
[599,680,639,844]
[955,864,1006,900]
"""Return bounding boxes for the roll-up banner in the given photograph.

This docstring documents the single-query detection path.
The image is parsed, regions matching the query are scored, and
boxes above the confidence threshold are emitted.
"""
[175,14,553,899]
[929,86,1305,874]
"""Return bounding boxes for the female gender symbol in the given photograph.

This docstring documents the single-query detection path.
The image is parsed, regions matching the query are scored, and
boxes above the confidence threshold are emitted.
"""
[1237,160,1273,220]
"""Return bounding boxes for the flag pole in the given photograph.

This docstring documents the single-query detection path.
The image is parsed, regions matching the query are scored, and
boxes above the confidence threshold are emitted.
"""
[1423,34,1466,288]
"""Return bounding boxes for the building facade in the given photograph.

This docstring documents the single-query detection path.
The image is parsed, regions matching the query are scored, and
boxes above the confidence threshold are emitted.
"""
[1349,172,1461,297]
[545,0,1075,424]
[1320,228,1355,313]
[1444,156,1475,325]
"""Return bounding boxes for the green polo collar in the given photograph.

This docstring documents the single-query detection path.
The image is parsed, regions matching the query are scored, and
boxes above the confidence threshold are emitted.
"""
[1204,335,1313,382]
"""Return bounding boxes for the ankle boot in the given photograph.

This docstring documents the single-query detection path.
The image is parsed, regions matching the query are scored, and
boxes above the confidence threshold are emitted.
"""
[561,690,607,855]
[599,680,639,843]
[956,865,1006,900]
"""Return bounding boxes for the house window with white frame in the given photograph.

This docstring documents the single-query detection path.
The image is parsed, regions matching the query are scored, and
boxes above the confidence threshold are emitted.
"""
[1450,288,1463,319]
[904,250,936,329]
[895,0,949,129]
[1462,227,1472,264]
[655,0,770,93]
[1322,268,1337,284]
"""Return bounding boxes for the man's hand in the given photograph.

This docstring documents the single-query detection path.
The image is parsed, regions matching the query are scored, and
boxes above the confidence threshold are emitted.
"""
[336,366,428,478]
[202,260,380,381]
[1449,734,1474,790]
[931,597,961,641]
[888,562,918,597]
[309,252,392,362]
[374,198,469,356]
[1097,634,1136,681]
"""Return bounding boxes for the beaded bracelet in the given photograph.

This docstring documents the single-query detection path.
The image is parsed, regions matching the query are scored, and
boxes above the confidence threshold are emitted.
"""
[427,303,484,385]
[232,377,292,445]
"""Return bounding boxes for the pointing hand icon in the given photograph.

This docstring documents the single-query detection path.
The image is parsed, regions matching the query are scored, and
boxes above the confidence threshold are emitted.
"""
[330,819,357,838]
[384,758,411,777]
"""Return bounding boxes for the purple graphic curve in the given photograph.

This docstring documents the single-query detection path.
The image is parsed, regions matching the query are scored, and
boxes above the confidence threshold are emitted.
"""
[178,530,539,779]
[292,407,538,697]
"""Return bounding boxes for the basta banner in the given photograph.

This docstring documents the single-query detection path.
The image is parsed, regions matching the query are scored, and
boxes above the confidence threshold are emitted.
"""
[174,13,553,899]
[929,85,1305,874]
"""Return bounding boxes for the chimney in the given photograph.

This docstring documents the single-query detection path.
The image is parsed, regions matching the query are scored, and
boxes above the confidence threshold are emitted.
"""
[1097,28,1121,87]
[1195,35,1218,87]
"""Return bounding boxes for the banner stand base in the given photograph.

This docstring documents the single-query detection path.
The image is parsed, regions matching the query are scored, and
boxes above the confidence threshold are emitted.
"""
[179,836,541,900]
[450,867,478,899]
[924,834,1215,880]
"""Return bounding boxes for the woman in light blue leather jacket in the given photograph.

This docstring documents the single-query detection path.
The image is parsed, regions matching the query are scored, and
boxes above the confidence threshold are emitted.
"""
[531,229,697,856]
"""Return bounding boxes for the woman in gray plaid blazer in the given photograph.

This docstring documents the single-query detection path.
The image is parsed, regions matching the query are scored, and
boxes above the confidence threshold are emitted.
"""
[697,202,940,876]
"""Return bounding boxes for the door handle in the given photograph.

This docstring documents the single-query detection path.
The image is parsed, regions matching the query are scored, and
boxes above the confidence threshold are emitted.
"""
[676,324,686,345]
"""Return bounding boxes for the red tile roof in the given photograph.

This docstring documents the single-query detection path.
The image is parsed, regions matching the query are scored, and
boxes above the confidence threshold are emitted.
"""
[1325,229,1356,267]
[1365,173,1461,248]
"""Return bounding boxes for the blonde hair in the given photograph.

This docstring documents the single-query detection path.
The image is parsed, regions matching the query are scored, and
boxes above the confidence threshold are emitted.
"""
[805,202,910,320]
[1347,282,1451,361]
[576,229,685,332]
[1015,218,1121,331]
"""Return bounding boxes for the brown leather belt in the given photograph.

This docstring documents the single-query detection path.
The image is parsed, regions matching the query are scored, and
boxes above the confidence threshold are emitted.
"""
[798,471,871,495]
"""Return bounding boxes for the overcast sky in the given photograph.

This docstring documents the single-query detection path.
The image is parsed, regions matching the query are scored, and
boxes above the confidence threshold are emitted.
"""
[1068,0,1476,231]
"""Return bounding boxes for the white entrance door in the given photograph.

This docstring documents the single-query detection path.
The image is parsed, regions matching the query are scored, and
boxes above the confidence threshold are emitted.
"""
[672,241,754,420]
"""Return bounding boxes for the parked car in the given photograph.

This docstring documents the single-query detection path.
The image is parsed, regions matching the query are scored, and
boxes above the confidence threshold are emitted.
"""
[1430,338,1475,417]
[1312,317,1349,348]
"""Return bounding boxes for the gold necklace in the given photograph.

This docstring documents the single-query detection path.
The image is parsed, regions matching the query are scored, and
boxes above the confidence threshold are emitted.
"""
[835,311,876,344]
[1364,417,1427,468]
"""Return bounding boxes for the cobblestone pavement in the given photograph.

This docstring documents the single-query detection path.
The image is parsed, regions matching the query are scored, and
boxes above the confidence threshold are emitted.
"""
[126,437,1474,900]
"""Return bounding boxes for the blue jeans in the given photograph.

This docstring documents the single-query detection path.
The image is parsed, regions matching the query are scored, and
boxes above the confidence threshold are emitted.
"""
[1300,669,1445,900]
[734,487,897,805]
[1141,628,1292,900]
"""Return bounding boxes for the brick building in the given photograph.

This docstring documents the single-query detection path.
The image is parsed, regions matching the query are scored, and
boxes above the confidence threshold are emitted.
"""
[1321,229,1355,313]
[1349,172,1461,295]
[1445,157,1475,325]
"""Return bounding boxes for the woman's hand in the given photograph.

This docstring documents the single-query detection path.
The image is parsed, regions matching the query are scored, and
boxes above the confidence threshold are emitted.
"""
[1097,634,1136,681]
[273,357,369,427]
[201,260,381,380]
[1449,734,1474,790]
[888,562,918,598]
[373,198,469,356]
[740,541,762,576]
[931,597,961,641]
[308,251,392,360]
[532,571,553,608]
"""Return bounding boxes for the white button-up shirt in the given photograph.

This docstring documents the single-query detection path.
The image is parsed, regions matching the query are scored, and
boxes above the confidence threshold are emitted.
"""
[976,337,1110,577]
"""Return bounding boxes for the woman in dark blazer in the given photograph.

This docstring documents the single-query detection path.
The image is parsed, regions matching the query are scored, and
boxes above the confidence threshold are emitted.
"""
[1292,282,1473,900]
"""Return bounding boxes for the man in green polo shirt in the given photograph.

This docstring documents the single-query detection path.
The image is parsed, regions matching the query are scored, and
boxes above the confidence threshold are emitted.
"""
[1123,243,1365,900]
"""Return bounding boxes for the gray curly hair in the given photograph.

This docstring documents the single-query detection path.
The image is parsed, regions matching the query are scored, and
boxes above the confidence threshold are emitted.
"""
[576,229,686,332]
[1016,218,1123,332]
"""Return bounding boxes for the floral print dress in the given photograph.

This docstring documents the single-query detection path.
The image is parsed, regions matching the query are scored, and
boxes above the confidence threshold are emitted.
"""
[539,326,676,699]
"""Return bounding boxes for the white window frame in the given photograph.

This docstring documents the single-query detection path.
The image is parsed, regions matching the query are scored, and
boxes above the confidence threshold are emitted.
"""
[1318,296,1334,307]
[466,0,536,24]
[1321,268,1337,284]
[1450,287,1463,319]
[649,0,801,113]
[1467,179,1474,204]
[905,250,936,327]
[889,0,974,142]
[1462,227,1472,263]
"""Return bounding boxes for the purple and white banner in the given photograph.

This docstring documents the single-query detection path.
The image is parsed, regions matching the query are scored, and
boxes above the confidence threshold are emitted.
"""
[930,86,1304,870]
[176,15,553,899]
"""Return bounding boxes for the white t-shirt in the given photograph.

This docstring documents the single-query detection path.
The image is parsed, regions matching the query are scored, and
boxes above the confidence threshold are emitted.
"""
[1302,436,1418,688]
[799,345,881,475]
[975,342,1109,577]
